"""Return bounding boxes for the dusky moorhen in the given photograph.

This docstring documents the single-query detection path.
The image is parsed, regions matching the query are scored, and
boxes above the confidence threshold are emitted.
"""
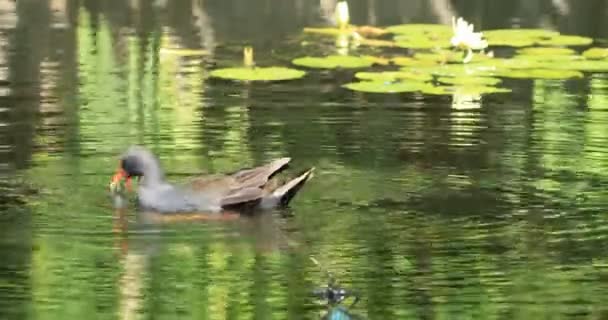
[110,146,314,213]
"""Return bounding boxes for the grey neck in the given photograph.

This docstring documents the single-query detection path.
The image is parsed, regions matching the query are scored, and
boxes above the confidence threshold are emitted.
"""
[140,158,166,187]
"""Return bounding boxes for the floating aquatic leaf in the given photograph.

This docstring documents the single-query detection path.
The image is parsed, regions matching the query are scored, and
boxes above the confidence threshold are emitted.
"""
[537,35,593,46]
[484,29,560,39]
[355,71,433,82]
[513,54,582,62]
[354,25,388,37]
[418,63,497,77]
[392,56,439,67]
[421,86,454,95]
[487,38,536,48]
[303,26,387,37]
[210,67,306,81]
[437,76,502,86]
[359,38,396,47]
[545,60,608,72]
[414,51,462,63]
[421,85,511,95]
[395,36,451,49]
[582,47,608,60]
[292,55,375,69]
[457,86,512,94]
[484,29,559,47]
[517,47,577,56]
[471,58,546,70]
[386,24,452,36]
[343,81,430,93]
[414,50,493,64]
[495,69,583,79]
[361,55,391,66]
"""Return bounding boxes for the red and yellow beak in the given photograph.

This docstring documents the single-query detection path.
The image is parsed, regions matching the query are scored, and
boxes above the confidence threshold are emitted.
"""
[109,168,132,192]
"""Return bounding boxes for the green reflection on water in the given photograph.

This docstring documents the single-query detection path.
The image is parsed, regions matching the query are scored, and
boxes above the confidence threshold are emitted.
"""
[0,2,607,320]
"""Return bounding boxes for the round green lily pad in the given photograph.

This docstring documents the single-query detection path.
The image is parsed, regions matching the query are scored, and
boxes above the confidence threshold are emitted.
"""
[210,67,306,81]
[537,35,593,46]
[413,51,463,63]
[355,71,433,82]
[392,56,439,67]
[437,76,502,86]
[484,29,560,39]
[386,24,452,36]
[495,68,583,79]
[582,47,608,60]
[517,47,577,56]
[292,55,375,69]
[395,36,451,49]
[487,38,536,48]
[484,29,559,47]
[422,85,511,95]
[513,54,582,62]
[471,58,545,70]
[343,81,430,93]
[415,51,493,64]
[359,38,396,47]
[545,60,608,72]
[419,64,497,77]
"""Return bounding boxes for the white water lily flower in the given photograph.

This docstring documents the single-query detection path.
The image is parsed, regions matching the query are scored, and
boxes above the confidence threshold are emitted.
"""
[335,1,350,29]
[450,17,488,63]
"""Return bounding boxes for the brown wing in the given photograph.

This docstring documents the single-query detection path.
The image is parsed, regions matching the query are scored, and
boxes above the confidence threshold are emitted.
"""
[230,157,291,189]
[219,187,265,207]
[185,158,292,207]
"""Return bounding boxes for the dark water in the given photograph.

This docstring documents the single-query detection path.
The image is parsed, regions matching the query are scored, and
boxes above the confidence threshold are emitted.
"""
[2,0,608,319]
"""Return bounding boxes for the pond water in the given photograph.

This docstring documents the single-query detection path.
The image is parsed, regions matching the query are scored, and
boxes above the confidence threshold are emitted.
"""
[1,1,608,319]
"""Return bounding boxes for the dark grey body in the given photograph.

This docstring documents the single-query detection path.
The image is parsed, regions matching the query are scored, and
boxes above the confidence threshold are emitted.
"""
[118,146,313,213]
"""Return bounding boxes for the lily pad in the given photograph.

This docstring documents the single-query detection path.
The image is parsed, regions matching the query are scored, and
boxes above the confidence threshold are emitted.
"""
[471,58,546,70]
[395,36,451,49]
[292,55,375,69]
[304,26,388,38]
[537,35,593,46]
[422,85,511,95]
[413,51,463,63]
[484,29,560,39]
[210,67,306,81]
[513,54,582,62]
[582,47,608,60]
[487,38,537,48]
[343,81,430,93]
[359,38,396,47]
[495,69,583,79]
[355,71,433,82]
[517,47,577,56]
[545,60,608,72]
[437,76,502,86]
[414,50,493,64]
[386,24,452,36]
[418,64,497,77]
[354,26,388,37]
[392,56,439,67]
[361,55,391,66]
[484,29,559,47]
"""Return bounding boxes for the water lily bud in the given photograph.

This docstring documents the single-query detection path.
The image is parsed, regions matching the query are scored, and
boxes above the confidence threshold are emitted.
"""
[243,46,254,67]
[335,1,350,29]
